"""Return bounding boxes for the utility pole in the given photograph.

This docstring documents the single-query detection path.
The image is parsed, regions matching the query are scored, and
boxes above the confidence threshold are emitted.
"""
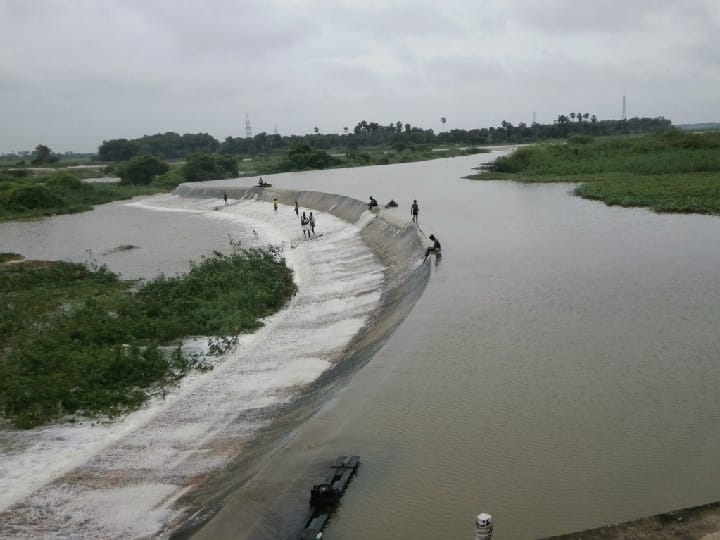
[245,114,252,139]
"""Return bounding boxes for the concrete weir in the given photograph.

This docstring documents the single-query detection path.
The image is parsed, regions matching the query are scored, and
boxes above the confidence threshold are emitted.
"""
[539,501,720,540]
[170,184,431,537]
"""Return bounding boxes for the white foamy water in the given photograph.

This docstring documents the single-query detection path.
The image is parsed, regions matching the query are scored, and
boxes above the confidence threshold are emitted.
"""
[0,195,385,538]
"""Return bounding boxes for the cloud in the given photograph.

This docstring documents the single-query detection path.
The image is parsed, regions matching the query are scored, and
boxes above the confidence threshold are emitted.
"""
[1,0,719,152]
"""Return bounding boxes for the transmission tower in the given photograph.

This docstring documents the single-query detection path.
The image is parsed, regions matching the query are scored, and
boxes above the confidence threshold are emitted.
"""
[622,95,627,121]
[245,114,252,138]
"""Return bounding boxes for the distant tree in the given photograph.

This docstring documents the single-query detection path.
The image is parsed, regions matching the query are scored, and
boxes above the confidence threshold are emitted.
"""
[31,144,58,165]
[118,155,169,185]
[313,127,319,134]
[182,153,238,182]
[441,117,447,130]
[98,139,140,161]
[343,126,349,135]
[583,113,590,122]
[569,113,576,122]
[591,114,598,123]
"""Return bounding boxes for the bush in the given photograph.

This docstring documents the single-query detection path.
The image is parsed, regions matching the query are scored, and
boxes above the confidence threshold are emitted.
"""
[568,134,594,145]
[119,155,169,185]
[0,184,64,210]
[47,171,86,191]
[182,153,238,182]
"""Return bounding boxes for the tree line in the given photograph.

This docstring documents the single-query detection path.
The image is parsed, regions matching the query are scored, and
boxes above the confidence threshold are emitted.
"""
[96,116,672,161]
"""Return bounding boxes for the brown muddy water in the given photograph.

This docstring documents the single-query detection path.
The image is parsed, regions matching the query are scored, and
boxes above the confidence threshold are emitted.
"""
[3,153,720,539]
[189,155,720,539]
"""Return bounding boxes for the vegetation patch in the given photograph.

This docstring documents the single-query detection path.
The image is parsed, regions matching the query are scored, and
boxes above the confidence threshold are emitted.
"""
[0,252,23,263]
[469,131,720,215]
[0,242,297,428]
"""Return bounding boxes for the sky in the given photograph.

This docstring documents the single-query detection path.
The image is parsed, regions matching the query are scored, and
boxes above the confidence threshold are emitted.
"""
[1,0,719,153]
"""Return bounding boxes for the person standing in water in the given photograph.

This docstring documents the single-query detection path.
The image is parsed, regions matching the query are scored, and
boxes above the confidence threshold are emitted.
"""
[223,192,228,206]
[411,199,419,223]
[309,212,316,237]
[273,198,278,212]
[301,211,309,238]
[294,201,299,216]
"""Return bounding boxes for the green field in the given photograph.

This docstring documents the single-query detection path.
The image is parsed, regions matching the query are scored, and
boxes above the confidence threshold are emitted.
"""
[0,244,296,428]
[469,131,720,215]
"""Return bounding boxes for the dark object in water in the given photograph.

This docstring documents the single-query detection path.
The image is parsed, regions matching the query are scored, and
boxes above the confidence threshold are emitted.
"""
[300,456,360,539]
[256,182,272,187]
[384,199,398,208]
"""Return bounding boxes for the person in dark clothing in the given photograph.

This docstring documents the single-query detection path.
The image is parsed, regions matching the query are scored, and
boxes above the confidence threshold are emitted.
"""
[423,234,441,261]
[368,196,378,209]
[294,200,299,216]
[223,192,228,206]
[411,199,419,223]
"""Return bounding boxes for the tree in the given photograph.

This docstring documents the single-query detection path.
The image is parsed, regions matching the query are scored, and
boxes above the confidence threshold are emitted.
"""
[118,155,169,185]
[98,139,140,161]
[441,117,447,130]
[313,127,319,134]
[343,126,349,135]
[31,144,58,165]
[182,153,238,182]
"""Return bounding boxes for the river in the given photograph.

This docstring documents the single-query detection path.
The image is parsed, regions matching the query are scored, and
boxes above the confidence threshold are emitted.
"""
[2,152,720,539]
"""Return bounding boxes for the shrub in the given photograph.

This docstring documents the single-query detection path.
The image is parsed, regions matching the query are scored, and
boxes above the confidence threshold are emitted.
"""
[119,155,169,185]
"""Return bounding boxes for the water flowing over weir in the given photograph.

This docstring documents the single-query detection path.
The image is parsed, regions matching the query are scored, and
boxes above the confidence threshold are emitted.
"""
[0,187,429,539]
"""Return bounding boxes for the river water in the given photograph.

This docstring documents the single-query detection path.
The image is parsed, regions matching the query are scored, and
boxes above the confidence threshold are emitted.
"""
[2,153,720,539]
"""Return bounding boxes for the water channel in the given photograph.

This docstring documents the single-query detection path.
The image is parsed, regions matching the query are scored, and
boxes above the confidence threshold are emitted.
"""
[2,153,720,539]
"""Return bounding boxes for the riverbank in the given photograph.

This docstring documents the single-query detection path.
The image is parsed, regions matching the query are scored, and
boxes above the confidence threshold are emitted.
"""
[0,245,296,428]
[0,188,429,538]
[469,131,720,215]
[540,500,720,540]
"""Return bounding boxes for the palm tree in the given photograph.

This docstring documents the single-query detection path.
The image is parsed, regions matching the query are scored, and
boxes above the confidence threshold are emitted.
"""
[570,112,576,122]
[343,126,349,135]
[441,117,447,130]
[313,126,319,134]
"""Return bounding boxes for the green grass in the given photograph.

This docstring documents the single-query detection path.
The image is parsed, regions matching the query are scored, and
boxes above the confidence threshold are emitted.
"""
[0,170,175,222]
[468,131,720,215]
[0,243,297,428]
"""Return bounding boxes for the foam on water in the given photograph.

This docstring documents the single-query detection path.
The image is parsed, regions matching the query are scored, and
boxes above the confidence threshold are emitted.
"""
[0,196,386,538]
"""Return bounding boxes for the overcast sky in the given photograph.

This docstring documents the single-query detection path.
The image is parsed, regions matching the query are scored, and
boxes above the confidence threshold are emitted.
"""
[1,0,719,153]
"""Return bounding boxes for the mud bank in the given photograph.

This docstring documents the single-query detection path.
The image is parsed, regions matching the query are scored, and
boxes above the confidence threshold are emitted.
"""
[540,501,720,540]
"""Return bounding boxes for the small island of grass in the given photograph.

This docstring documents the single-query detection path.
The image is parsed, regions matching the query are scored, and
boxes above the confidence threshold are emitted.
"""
[469,130,720,215]
[0,243,296,428]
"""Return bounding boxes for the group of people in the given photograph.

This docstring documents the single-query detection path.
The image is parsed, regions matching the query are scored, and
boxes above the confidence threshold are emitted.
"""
[300,210,316,239]
[271,193,437,257]
[370,196,440,261]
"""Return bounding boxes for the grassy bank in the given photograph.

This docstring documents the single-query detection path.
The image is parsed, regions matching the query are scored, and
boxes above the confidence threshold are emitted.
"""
[469,131,720,215]
[0,244,296,428]
[0,169,173,222]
